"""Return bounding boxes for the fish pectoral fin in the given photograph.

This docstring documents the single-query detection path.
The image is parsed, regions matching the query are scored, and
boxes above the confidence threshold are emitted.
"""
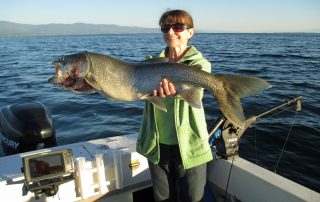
[72,88,96,94]
[84,74,102,91]
[144,95,167,112]
[177,84,203,109]
[72,78,96,94]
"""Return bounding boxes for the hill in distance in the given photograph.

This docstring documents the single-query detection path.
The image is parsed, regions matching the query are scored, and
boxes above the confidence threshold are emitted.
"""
[0,21,159,37]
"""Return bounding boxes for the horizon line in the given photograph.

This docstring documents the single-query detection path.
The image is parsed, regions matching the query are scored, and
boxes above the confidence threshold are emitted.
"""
[1,20,319,34]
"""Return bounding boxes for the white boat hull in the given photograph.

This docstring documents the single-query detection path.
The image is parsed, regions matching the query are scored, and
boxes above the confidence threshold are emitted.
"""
[0,133,319,202]
[207,156,319,202]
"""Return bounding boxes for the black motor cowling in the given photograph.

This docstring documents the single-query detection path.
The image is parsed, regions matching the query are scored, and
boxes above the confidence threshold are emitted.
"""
[0,102,57,155]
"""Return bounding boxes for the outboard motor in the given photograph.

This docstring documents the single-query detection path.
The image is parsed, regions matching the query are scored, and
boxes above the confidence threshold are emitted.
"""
[0,102,57,155]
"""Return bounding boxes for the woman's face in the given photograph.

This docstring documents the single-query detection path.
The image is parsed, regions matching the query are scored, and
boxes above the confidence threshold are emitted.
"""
[162,24,194,48]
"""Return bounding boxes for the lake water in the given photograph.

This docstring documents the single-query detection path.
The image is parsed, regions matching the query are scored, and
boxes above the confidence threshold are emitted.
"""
[0,33,319,192]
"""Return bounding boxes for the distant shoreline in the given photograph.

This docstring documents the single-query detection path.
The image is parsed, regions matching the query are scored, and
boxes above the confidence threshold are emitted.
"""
[0,21,319,37]
[0,32,319,38]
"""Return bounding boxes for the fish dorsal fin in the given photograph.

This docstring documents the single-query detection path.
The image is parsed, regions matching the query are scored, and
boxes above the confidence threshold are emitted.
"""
[143,56,169,63]
[177,84,203,109]
[142,95,167,112]
[191,64,203,70]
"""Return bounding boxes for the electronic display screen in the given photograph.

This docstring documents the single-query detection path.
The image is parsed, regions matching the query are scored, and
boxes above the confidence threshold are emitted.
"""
[28,154,64,179]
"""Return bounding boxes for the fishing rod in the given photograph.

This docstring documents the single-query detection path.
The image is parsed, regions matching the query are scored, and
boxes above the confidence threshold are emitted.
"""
[208,96,302,159]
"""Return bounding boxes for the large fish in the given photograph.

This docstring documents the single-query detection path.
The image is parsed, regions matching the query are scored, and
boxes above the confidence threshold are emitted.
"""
[49,51,271,128]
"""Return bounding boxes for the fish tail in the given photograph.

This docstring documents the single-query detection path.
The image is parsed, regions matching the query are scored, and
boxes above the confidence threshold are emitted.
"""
[211,75,271,128]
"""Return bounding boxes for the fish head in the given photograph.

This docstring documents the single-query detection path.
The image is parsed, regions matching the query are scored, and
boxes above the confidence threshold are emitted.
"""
[49,52,95,93]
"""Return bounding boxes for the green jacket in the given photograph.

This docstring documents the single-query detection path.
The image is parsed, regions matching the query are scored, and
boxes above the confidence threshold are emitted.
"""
[136,46,213,169]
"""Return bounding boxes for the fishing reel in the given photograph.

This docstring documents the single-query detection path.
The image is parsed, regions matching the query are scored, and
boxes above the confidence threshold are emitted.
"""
[208,96,302,160]
[208,115,255,159]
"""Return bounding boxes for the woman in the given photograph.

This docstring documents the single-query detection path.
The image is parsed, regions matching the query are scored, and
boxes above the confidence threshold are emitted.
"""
[136,9,212,202]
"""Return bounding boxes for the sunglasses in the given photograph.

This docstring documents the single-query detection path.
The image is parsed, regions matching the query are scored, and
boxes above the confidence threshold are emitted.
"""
[160,23,190,33]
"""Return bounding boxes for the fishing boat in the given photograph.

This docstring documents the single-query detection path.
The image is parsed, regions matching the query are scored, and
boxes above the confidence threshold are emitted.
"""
[0,96,319,202]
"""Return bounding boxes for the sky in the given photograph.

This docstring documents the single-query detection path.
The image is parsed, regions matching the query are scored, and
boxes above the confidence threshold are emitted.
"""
[1,0,319,33]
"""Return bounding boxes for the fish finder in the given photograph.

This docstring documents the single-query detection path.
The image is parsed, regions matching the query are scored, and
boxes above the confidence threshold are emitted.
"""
[22,149,74,199]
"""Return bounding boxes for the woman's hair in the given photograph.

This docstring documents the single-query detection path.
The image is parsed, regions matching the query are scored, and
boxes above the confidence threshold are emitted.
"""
[159,9,194,28]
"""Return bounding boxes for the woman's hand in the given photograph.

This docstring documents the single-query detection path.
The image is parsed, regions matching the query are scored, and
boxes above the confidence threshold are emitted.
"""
[153,79,176,98]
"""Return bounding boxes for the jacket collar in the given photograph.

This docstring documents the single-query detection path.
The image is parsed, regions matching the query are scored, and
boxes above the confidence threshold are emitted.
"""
[159,46,203,63]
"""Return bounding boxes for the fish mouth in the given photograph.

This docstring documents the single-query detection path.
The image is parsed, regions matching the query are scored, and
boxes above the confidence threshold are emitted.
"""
[48,61,63,86]
[49,59,79,88]
[49,58,94,93]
